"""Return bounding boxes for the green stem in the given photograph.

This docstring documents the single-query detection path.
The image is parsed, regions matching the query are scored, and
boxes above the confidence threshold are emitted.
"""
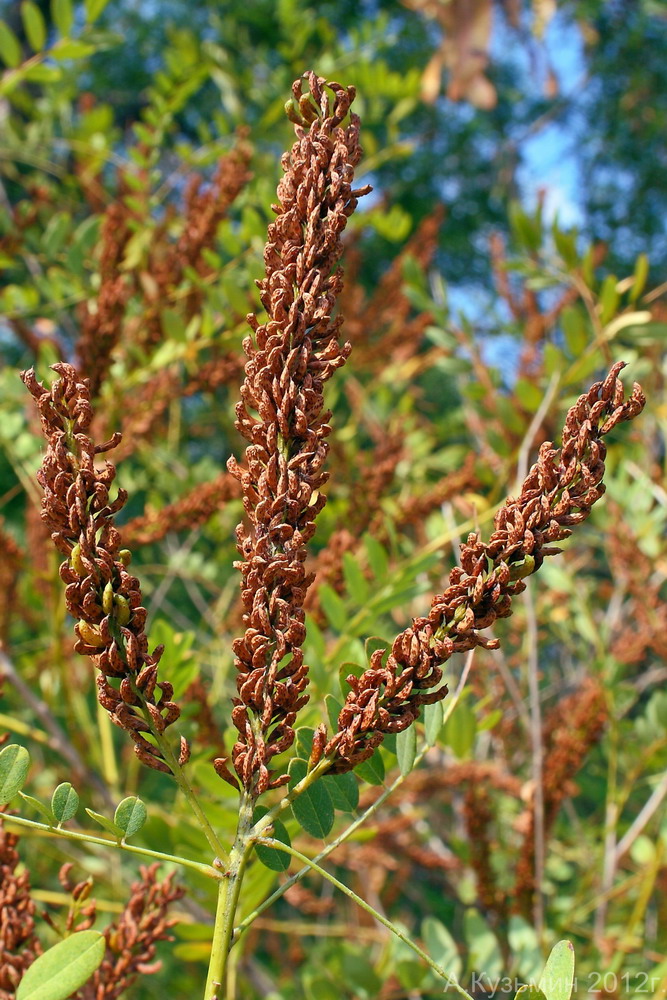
[138,702,229,866]
[236,747,426,939]
[5,813,219,880]
[204,791,255,1000]
[257,838,474,1000]
[236,658,474,940]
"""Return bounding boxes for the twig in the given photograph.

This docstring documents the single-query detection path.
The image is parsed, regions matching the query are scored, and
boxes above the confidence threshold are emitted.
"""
[524,580,545,939]
[613,770,667,866]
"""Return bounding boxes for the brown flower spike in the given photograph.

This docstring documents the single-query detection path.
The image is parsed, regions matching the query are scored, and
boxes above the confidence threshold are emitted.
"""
[326,362,645,770]
[224,72,370,794]
[21,364,183,773]
[0,813,41,998]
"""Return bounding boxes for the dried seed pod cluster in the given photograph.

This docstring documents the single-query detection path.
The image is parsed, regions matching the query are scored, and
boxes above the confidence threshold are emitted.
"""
[223,71,371,794]
[20,364,183,773]
[325,362,645,770]
[0,812,41,997]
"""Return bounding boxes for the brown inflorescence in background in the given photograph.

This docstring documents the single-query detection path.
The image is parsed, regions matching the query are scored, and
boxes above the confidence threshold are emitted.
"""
[513,677,608,916]
[223,71,371,795]
[605,504,667,671]
[0,520,22,644]
[463,783,508,924]
[341,207,444,370]
[325,362,645,770]
[0,813,41,999]
[122,470,241,548]
[21,363,184,774]
[77,193,133,399]
[74,864,184,1000]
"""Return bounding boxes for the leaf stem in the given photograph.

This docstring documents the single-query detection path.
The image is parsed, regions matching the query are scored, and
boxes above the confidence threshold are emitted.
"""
[256,837,474,1000]
[204,791,255,999]
[4,813,220,880]
[236,651,475,940]
[137,699,229,866]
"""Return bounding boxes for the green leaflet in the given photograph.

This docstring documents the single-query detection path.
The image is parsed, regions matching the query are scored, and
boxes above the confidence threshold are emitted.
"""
[19,792,55,825]
[253,805,292,872]
[289,758,334,838]
[354,748,385,786]
[0,744,30,805]
[85,808,123,839]
[16,930,105,1000]
[322,771,359,813]
[51,782,79,824]
[114,796,148,838]
[538,940,575,1000]
[396,725,417,776]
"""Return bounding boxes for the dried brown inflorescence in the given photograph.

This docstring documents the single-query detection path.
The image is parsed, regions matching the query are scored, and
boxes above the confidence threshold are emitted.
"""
[74,864,184,1000]
[21,363,183,773]
[223,71,370,795]
[326,362,645,771]
[606,504,667,670]
[0,521,22,644]
[77,195,133,398]
[513,677,608,916]
[0,812,41,998]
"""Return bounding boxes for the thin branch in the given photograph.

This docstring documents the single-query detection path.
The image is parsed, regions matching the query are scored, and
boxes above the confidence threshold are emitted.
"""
[255,838,475,1000]
[614,770,667,866]
[524,580,545,939]
[4,813,220,880]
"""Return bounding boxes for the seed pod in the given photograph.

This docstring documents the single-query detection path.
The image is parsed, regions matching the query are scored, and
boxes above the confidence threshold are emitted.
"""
[119,549,132,566]
[309,723,327,766]
[102,581,114,614]
[70,543,86,576]
[179,737,191,766]
[76,620,105,647]
[508,553,536,581]
[113,593,131,625]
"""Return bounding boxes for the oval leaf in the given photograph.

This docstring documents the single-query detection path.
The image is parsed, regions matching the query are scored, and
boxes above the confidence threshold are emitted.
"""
[289,758,334,839]
[19,792,55,825]
[85,807,123,839]
[114,796,147,838]
[51,782,79,824]
[323,771,359,813]
[515,988,547,1000]
[16,930,105,1000]
[424,700,444,744]
[0,744,30,805]
[354,748,385,786]
[21,1,47,51]
[396,724,417,776]
[52,0,74,37]
[0,21,22,68]
[538,940,575,1000]
[253,805,291,872]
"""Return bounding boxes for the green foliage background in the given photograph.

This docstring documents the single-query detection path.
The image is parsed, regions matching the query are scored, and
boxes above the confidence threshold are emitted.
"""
[0,1,666,998]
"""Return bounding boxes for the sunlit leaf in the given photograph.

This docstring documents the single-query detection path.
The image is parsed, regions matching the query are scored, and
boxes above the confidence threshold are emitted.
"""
[0,744,30,805]
[114,796,147,838]
[16,931,105,1000]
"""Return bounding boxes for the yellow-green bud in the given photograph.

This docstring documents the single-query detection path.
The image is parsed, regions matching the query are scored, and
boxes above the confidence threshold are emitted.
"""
[102,581,114,614]
[113,593,131,625]
[77,621,105,647]
[70,543,85,576]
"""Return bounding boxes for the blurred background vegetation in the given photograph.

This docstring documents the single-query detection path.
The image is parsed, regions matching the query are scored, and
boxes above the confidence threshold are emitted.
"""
[0,1,666,998]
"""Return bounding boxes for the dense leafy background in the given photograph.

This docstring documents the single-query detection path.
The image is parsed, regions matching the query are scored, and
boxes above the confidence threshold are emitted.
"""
[0,1,666,998]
